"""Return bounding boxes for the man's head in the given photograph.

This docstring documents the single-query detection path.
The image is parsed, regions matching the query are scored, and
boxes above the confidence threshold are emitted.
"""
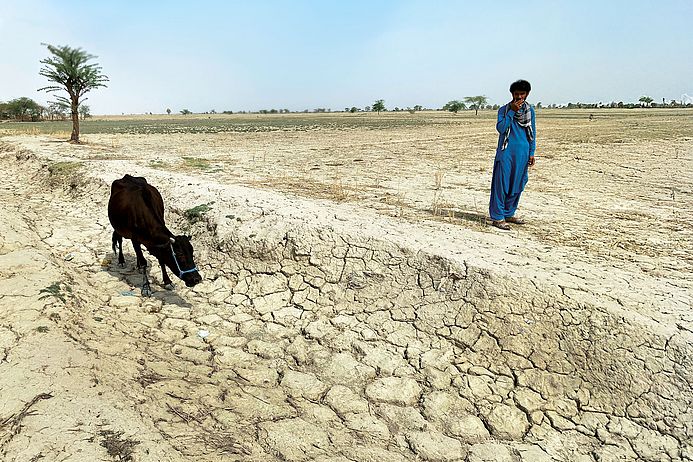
[510,79,531,103]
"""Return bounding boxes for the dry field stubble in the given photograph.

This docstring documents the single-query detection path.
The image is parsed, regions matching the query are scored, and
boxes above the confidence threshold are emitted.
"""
[8,109,691,274]
[4,110,692,307]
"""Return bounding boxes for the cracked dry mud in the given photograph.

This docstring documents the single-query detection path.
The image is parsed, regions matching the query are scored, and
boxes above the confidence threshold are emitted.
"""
[0,111,692,462]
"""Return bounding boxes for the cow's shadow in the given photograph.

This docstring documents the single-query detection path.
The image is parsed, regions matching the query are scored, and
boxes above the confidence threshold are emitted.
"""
[103,255,193,308]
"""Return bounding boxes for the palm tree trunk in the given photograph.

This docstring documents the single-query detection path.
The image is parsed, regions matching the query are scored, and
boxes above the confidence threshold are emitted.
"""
[70,99,80,143]
[70,94,79,143]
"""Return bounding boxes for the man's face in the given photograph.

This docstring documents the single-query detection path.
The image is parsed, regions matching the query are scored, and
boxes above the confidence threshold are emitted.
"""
[512,90,529,102]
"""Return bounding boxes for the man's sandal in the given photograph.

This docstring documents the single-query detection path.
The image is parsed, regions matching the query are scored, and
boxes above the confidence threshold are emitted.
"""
[492,220,511,230]
[505,216,525,225]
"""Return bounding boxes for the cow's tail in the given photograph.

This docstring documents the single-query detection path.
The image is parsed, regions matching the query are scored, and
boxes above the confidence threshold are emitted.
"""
[112,231,121,255]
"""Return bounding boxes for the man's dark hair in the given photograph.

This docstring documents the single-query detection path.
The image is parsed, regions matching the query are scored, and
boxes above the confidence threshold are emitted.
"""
[509,79,531,93]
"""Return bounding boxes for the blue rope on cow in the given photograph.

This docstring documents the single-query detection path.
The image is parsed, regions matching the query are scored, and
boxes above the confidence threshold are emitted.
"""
[170,245,198,277]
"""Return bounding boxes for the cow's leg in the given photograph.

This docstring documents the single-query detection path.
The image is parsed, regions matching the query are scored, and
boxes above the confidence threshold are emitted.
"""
[132,241,147,270]
[132,241,151,297]
[157,257,175,290]
[112,231,125,267]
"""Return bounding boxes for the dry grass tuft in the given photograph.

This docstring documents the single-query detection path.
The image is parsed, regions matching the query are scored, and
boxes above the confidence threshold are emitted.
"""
[0,393,53,449]
[249,174,363,203]
[45,162,86,190]
[431,170,446,216]
[49,130,72,139]
[99,429,139,462]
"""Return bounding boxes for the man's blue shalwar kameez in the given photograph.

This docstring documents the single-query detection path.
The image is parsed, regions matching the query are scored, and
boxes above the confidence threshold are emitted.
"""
[489,104,536,221]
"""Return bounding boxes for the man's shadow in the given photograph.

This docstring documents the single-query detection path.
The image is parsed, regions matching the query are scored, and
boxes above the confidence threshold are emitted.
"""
[102,253,193,308]
[431,207,488,226]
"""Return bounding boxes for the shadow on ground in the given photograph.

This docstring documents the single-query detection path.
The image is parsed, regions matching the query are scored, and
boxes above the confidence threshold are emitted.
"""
[103,256,192,308]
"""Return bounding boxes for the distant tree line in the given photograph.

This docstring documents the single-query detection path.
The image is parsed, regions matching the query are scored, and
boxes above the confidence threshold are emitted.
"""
[540,97,692,109]
[5,93,691,124]
[0,97,91,121]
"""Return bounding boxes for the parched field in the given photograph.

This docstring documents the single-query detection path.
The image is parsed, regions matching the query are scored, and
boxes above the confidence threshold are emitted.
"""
[6,109,692,273]
[0,109,691,461]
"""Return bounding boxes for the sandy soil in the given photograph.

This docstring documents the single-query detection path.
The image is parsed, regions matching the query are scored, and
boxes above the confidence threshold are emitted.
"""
[0,110,691,461]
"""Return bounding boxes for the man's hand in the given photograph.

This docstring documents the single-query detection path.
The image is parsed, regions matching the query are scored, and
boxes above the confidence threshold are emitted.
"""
[510,99,523,112]
[528,155,535,167]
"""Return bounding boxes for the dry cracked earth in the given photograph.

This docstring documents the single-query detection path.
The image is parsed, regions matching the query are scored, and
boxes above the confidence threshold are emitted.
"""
[0,111,692,462]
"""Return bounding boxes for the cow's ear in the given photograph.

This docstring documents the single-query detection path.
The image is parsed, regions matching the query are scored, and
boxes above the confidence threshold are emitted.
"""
[186,235,192,240]
[170,237,176,244]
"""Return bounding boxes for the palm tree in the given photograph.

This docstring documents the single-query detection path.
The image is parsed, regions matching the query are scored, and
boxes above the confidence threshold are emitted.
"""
[638,96,653,107]
[38,44,108,143]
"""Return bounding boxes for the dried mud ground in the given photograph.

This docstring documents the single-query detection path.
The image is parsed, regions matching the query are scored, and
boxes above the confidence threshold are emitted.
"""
[0,109,691,461]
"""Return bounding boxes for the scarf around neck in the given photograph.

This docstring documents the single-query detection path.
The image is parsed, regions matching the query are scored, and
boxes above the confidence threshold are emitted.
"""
[501,101,533,151]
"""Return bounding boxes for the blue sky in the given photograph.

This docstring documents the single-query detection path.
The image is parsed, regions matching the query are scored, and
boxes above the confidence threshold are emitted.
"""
[1,0,692,114]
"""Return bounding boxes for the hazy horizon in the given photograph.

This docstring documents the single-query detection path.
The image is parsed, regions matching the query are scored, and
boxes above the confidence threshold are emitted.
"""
[2,0,692,115]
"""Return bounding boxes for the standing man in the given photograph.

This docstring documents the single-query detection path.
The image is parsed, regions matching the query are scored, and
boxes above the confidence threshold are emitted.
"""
[489,79,536,230]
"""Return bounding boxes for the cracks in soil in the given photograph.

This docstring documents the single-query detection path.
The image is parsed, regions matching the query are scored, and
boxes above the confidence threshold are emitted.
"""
[1,139,691,462]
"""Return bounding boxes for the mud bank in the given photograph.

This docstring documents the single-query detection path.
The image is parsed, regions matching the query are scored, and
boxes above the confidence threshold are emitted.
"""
[0,140,691,461]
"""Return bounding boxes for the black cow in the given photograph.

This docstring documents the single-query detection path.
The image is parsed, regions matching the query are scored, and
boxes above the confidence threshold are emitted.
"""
[108,174,202,296]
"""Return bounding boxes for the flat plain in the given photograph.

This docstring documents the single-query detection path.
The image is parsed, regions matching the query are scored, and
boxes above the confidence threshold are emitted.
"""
[0,109,691,461]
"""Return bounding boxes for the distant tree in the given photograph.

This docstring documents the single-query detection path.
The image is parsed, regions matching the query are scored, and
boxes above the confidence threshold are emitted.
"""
[38,43,108,143]
[364,106,371,112]
[349,107,358,113]
[78,104,91,120]
[6,97,43,121]
[56,102,70,117]
[413,105,423,112]
[180,109,192,115]
[47,100,70,120]
[372,99,385,114]
[442,100,466,113]
[463,96,488,115]
[638,96,653,107]
[46,101,70,120]
[166,108,171,115]
[210,109,217,114]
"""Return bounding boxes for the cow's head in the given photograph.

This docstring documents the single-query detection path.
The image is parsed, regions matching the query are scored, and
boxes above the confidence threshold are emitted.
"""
[163,235,202,287]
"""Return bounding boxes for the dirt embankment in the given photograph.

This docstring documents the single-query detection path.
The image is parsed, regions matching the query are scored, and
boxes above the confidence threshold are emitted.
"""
[0,138,691,461]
